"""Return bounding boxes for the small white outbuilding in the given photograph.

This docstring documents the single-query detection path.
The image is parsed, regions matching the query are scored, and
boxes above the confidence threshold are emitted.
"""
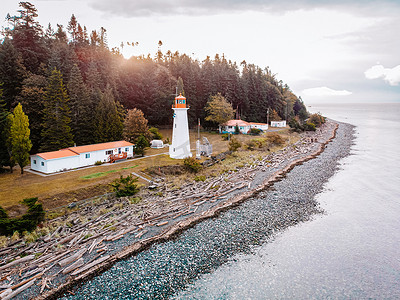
[150,140,164,149]
[270,121,287,127]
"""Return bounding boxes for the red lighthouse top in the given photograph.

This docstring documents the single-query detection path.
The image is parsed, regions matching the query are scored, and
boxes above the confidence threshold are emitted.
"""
[173,93,187,108]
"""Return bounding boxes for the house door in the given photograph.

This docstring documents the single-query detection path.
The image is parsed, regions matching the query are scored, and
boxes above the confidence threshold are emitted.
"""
[118,148,121,154]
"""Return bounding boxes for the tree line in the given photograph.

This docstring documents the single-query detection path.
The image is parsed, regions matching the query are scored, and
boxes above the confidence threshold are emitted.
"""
[0,2,308,172]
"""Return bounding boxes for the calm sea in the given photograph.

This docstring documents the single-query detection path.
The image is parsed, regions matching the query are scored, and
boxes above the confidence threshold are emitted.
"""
[175,103,400,299]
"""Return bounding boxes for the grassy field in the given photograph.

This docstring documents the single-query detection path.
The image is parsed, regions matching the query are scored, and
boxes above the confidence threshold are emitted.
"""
[0,128,294,216]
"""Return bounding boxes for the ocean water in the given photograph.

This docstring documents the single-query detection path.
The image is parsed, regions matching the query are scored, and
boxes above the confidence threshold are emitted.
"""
[175,103,400,299]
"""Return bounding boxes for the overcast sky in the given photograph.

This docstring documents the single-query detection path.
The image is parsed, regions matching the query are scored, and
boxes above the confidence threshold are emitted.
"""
[1,0,400,104]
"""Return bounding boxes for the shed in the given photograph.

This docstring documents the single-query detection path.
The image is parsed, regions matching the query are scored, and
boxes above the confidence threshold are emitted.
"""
[151,140,164,149]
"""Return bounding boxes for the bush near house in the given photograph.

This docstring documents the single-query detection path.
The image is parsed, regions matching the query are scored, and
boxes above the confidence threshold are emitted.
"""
[228,137,242,152]
[303,122,316,131]
[111,175,140,197]
[0,197,45,236]
[184,157,202,173]
[308,113,325,127]
[149,127,163,140]
[250,128,262,135]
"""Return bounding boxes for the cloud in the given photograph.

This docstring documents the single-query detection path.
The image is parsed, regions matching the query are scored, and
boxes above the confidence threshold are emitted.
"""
[302,87,352,97]
[364,64,400,86]
[89,0,400,17]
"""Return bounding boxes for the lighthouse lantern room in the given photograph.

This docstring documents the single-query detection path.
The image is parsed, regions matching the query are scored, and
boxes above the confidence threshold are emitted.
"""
[169,93,192,159]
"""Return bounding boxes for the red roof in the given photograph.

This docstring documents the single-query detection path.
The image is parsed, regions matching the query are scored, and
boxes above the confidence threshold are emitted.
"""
[36,149,78,160]
[34,141,134,160]
[223,120,250,127]
[69,141,133,154]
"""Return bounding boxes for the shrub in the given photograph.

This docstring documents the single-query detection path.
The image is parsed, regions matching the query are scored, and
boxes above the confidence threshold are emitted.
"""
[289,117,303,132]
[304,122,316,131]
[111,175,140,197]
[0,197,45,236]
[129,197,141,204]
[308,113,325,127]
[267,133,285,146]
[250,128,262,135]
[0,236,7,248]
[194,175,206,182]
[184,157,202,173]
[94,161,103,166]
[235,125,240,134]
[134,135,150,156]
[221,133,229,141]
[228,137,242,152]
[149,127,163,140]
[246,140,257,151]
[163,137,170,144]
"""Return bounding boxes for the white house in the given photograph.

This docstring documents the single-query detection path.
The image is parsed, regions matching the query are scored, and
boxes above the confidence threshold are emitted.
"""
[270,120,287,127]
[30,140,134,174]
[219,120,251,134]
[249,122,269,131]
[220,120,269,134]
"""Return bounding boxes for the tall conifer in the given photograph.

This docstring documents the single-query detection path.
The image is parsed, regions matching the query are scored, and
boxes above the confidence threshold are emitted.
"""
[94,87,123,143]
[68,64,93,145]
[40,68,73,152]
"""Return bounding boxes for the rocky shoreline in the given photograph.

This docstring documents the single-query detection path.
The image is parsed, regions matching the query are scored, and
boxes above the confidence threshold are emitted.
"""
[0,120,344,300]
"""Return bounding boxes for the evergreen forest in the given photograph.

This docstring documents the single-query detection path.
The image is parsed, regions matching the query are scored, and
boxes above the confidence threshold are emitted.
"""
[0,2,308,168]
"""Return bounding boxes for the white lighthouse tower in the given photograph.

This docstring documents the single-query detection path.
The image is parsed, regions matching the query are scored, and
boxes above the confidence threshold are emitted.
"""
[169,93,192,159]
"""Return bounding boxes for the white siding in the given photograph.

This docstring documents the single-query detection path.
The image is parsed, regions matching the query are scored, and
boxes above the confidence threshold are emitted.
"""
[30,146,134,174]
[270,121,287,127]
[79,146,134,166]
[31,155,80,174]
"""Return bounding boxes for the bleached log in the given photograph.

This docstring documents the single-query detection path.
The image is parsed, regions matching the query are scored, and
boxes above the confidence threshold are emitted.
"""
[135,230,147,239]
[71,255,110,276]
[0,255,35,272]
[38,250,71,268]
[156,221,168,227]
[58,248,87,267]
[2,278,36,300]
[62,258,84,274]
[0,288,12,299]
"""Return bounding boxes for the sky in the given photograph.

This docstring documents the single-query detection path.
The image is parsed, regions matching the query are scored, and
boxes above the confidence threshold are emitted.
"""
[1,0,400,104]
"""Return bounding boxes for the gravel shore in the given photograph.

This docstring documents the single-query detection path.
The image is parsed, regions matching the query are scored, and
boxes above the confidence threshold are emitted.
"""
[57,121,355,299]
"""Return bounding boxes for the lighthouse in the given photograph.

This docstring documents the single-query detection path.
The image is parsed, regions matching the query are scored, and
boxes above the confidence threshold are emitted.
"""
[169,93,192,159]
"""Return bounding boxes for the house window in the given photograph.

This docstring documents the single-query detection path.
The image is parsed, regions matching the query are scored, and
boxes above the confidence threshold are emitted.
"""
[85,153,90,159]
[41,162,44,166]
[33,160,36,164]
[125,148,129,152]
[106,150,113,155]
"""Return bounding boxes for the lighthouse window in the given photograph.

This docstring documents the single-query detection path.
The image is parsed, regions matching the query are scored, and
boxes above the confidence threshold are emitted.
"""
[175,124,177,128]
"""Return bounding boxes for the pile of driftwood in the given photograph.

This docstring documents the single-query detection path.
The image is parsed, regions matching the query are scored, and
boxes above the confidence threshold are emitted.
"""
[0,121,336,300]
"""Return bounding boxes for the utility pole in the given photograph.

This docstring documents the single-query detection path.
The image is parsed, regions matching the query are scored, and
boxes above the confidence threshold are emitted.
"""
[267,107,270,125]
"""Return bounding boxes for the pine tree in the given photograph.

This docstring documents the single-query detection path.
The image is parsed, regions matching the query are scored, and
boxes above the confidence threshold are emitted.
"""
[68,64,93,145]
[9,103,32,174]
[2,115,16,173]
[17,74,47,153]
[40,68,73,152]
[94,87,123,143]
[0,88,11,169]
[0,37,26,110]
